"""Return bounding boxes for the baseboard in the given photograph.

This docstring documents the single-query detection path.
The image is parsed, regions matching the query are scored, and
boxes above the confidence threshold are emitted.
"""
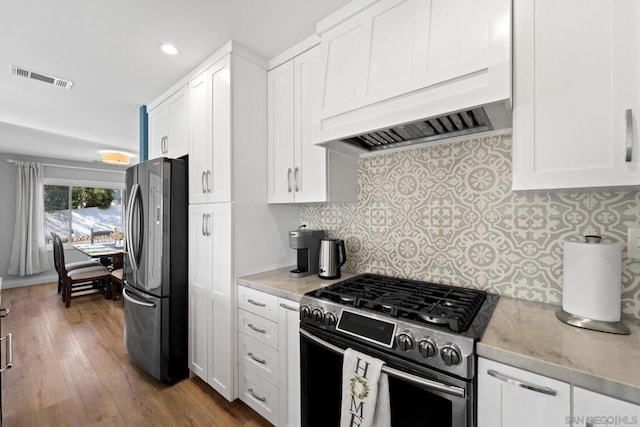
[2,274,58,289]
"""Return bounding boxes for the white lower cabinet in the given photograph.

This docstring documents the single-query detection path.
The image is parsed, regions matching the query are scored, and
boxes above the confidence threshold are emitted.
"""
[237,286,300,426]
[573,387,640,427]
[478,358,571,427]
[188,203,234,400]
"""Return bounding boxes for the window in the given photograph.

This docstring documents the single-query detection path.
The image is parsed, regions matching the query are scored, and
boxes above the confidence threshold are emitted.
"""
[44,185,124,248]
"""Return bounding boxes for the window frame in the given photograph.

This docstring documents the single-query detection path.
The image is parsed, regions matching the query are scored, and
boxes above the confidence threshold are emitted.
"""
[43,178,126,248]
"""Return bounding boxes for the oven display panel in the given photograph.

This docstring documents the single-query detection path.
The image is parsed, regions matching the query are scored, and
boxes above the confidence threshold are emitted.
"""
[336,310,397,348]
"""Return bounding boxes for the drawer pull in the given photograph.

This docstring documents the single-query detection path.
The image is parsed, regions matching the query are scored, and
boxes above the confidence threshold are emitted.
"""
[279,303,298,311]
[0,333,13,373]
[247,298,266,307]
[248,352,266,364]
[487,369,557,396]
[248,388,267,402]
[247,323,266,334]
[0,307,9,318]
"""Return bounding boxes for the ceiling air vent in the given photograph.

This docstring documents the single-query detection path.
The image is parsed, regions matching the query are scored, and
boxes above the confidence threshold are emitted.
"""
[343,107,493,151]
[10,65,74,90]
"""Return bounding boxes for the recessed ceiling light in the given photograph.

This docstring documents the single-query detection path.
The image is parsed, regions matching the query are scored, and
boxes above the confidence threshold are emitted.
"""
[160,43,179,55]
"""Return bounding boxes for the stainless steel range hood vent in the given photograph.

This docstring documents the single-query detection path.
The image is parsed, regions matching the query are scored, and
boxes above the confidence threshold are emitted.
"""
[342,107,492,152]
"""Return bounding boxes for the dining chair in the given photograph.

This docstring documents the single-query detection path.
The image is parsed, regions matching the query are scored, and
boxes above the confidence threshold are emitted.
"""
[52,233,111,307]
[50,232,102,294]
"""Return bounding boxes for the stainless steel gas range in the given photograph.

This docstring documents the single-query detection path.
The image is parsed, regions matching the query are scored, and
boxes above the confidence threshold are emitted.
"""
[299,273,499,427]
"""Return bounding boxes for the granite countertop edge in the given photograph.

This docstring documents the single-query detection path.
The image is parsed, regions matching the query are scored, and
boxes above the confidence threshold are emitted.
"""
[237,268,640,405]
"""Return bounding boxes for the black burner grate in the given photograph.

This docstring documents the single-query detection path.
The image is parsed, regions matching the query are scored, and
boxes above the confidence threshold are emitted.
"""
[313,274,486,333]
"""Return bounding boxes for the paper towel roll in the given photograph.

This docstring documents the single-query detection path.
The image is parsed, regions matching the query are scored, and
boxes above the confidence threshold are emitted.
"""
[562,241,622,322]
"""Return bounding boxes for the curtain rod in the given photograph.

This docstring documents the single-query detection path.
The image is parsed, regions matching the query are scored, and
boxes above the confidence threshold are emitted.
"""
[6,158,125,174]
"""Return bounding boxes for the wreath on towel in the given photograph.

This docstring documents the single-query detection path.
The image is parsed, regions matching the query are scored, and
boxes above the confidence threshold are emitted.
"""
[350,375,370,400]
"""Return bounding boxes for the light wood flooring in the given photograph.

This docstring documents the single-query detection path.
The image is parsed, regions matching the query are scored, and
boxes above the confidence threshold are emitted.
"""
[1,282,272,426]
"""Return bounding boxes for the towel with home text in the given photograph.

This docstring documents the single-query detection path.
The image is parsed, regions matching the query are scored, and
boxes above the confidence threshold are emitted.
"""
[340,348,391,427]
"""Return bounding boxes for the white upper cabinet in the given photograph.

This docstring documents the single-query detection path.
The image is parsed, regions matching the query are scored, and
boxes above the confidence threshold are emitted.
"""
[313,0,512,149]
[512,0,640,191]
[148,85,188,160]
[268,44,358,203]
[189,56,232,204]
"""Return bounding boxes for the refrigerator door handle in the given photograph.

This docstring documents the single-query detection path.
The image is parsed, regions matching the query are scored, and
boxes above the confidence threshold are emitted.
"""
[126,183,141,270]
[122,288,155,308]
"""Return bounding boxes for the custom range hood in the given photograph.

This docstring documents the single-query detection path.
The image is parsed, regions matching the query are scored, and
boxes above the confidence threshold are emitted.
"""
[341,106,500,152]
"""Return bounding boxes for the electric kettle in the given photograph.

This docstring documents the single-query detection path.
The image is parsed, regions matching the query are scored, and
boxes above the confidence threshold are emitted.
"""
[318,238,346,279]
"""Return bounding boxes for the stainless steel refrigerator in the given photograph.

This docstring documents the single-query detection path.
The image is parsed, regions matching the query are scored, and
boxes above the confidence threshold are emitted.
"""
[123,157,188,383]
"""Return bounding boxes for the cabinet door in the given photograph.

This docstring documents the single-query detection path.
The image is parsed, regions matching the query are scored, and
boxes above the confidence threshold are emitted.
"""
[573,387,640,427]
[512,0,640,190]
[188,204,212,381]
[148,104,167,160]
[278,299,300,427]
[189,71,210,204]
[477,358,571,427]
[166,85,189,158]
[208,56,232,202]
[208,203,233,400]
[294,46,328,203]
[268,60,296,203]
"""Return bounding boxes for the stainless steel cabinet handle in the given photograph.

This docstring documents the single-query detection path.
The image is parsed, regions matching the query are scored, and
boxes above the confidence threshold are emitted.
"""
[206,170,212,193]
[0,333,12,373]
[206,214,211,236]
[294,167,300,192]
[247,298,266,307]
[247,352,266,364]
[248,388,267,402]
[201,171,206,194]
[0,307,9,318]
[279,303,298,311]
[626,109,633,162]
[487,369,557,396]
[202,214,206,236]
[287,168,292,192]
[164,135,169,153]
[299,329,465,398]
[247,323,266,334]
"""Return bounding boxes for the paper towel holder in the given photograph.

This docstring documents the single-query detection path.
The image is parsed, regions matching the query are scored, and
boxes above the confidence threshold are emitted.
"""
[557,235,630,335]
[555,309,630,334]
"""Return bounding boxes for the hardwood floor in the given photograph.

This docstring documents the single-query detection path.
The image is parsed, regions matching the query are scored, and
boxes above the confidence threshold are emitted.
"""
[1,283,272,426]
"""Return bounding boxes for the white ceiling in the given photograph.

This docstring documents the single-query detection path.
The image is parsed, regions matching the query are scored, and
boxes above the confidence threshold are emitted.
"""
[0,0,351,163]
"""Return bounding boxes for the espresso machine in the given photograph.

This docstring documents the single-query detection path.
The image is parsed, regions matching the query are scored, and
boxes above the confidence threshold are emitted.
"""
[289,228,325,278]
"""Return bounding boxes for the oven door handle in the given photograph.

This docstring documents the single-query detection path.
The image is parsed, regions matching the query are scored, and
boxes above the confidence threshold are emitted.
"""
[300,329,466,398]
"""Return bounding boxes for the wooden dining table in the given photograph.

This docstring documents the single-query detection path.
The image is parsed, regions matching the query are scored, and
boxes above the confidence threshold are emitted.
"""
[72,243,124,299]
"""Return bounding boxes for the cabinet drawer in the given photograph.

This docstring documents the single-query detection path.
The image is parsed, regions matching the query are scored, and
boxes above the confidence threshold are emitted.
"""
[238,309,278,349]
[238,332,279,386]
[238,286,279,322]
[238,365,278,425]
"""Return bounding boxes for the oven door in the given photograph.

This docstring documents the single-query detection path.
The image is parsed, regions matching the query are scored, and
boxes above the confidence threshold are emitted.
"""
[300,327,473,427]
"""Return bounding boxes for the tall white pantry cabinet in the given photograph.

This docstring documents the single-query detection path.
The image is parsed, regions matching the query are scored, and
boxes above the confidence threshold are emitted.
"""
[185,43,299,401]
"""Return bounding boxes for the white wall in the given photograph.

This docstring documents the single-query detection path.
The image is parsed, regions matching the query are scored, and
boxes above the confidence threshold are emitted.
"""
[0,152,126,288]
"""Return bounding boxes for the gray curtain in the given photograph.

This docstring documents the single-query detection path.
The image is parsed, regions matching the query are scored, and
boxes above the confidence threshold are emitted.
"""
[8,161,50,276]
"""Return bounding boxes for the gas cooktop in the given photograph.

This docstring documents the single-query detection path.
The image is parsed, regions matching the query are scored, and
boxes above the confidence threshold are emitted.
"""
[309,273,487,333]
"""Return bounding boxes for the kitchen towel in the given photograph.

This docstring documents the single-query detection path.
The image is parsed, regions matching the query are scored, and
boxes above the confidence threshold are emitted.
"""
[340,348,391,427]
[563,241,622,322]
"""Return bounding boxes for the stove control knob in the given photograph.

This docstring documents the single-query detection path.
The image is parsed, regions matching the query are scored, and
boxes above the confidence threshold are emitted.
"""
[312,308,325,323]
[325,312,338,327]
[418,338,437,358]
[396,331,415,351]
[440,343,462,366]
[300,305,312,319]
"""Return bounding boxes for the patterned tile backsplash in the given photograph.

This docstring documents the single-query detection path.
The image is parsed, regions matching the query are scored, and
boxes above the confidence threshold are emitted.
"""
[301,133,640,319]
